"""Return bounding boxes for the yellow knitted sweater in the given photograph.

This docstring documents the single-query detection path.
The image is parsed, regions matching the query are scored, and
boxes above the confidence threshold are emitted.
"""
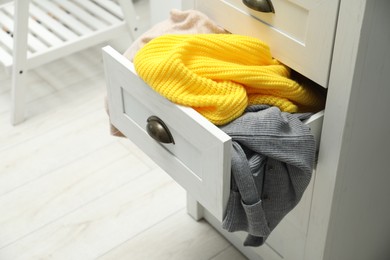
[134,34,325,125]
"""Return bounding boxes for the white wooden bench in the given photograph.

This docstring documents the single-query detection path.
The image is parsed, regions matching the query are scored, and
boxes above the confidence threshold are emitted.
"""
[0,0,140,124]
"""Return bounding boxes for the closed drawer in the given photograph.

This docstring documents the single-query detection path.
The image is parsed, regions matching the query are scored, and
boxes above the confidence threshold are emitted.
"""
[192,0,340,87]
[103,46,324,223]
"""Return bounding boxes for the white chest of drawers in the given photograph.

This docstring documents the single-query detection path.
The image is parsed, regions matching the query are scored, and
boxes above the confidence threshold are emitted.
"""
[104,0,390,259]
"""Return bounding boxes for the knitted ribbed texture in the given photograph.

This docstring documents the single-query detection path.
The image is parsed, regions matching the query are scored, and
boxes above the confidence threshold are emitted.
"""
[220,105,315,246]
[134,34,325,125]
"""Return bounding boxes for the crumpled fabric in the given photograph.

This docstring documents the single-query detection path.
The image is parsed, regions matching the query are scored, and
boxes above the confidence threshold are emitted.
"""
[220,105,316,246]
[133,34,325,125]
[124,9,227,61]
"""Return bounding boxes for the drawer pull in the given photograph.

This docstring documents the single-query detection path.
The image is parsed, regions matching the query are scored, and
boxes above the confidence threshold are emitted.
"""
[146,116,175,144]
[242,0,275,13]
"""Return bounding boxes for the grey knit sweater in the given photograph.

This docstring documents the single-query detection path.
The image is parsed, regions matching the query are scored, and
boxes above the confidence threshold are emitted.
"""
[220,105,316,247]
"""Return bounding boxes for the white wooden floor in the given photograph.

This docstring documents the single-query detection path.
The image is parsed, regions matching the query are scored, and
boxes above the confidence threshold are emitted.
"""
[0,1,247,259]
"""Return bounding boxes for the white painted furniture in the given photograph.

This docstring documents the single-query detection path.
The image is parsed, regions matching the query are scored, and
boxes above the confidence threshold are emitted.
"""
[104,0,390,259]
[0,0,140,124]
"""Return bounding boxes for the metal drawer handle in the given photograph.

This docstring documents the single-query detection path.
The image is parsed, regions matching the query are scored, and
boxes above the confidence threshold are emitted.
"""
[242,0,275,13]
[146,116,175,144]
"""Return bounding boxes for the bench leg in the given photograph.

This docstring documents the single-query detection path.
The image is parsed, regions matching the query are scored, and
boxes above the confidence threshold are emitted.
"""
[118,0,141,40]
[11,69,27,125]
[11,1,30,125]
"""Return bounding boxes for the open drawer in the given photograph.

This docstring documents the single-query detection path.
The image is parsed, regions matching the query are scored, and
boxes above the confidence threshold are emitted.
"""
[102,45,324,222]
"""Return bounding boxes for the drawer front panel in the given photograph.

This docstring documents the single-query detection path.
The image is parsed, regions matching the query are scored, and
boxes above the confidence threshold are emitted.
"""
[193,0,340,87]
[103,46,232,221]
[226,0,308,43]
[121,90,202,178]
